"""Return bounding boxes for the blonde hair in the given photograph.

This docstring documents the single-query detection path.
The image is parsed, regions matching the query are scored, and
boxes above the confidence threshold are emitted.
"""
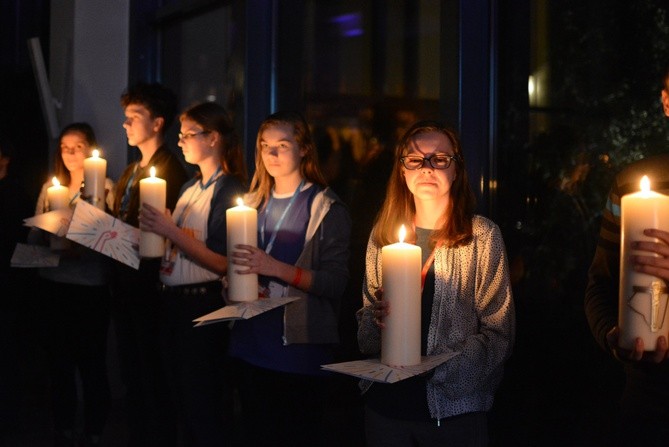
[247,111,326,208]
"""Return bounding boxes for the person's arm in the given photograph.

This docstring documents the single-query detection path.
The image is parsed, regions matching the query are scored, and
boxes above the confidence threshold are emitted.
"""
[356,235,383,356]
[304,201,351,303]
[584,190,621,354]
[431,223,515,399]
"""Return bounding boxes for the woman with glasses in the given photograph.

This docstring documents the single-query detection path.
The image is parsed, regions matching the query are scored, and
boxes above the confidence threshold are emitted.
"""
[228,110,352,446]
[29,122,115,447]
[139,101,247,446]
[356,120,515,446]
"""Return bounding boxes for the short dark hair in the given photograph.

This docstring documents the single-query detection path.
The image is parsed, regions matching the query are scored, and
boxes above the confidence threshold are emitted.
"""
[120,82,178,132]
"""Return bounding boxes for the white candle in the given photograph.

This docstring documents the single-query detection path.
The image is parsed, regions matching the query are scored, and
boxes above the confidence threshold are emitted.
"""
[619,175,669,350]
[84,149,107,209]
[47,176,70,250]
[47,176,69,211]
[139,166,167,258]
[381,225,422,366]
[226,197,258,302]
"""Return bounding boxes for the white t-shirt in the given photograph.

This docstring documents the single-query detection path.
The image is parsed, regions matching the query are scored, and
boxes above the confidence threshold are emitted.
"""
[159,180,220,286]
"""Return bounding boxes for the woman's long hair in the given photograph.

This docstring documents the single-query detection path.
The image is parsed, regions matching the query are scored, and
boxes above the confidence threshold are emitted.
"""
[54,122,97,186]
[248,110,326,208]
[180,101,247,185]
[371,120,476,248]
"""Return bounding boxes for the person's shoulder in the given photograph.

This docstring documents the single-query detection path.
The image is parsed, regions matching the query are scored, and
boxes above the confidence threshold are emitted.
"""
[214,174,246,197]
[154,144,182,163]
[320,185,346,203]
[154,145,187,177]
[471,215,503,239]
[472,214,498,229]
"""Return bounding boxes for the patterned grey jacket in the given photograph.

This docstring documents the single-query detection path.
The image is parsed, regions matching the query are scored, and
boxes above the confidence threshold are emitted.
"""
[357,215,515,421]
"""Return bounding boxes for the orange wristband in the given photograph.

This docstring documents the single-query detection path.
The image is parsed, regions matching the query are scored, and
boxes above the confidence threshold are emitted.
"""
[291,267,303,287]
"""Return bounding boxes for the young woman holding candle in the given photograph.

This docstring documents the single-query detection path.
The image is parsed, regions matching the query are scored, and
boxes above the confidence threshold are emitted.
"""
[229,110,352,446]
[356,120,515,446]
[138,101,247,446]
[29,122,115,447]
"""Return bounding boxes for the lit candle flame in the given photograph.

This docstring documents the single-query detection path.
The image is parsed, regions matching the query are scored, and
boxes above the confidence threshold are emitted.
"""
[149,166,156,178]
[92,149,100,158]
[236,197,244,207]
[641,175,650,193]
[398,224,406,243]
[51,176,61,187]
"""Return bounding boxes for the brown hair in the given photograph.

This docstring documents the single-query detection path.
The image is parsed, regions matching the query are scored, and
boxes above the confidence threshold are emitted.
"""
[120,82,178,134]
[371,120,476,248]
[248,111,326,207]
[180,101,247,185]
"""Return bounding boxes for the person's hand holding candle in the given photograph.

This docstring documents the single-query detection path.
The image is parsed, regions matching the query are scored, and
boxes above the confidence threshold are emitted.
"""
[631,228,669,281]
[139,202,175,239]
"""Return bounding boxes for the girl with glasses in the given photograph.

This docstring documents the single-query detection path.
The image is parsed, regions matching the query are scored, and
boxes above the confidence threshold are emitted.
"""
[357,120,515,446]
[139,101,247,445]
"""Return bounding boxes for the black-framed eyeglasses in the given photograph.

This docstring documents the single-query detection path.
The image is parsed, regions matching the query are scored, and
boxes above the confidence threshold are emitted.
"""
[60,145,87,155]
[178,130,210,141]
[400,153,458,170]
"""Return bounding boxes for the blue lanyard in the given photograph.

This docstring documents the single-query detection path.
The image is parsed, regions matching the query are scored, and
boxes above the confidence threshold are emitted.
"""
[120,163,139,216]
[69,190,81,207]
[175,167,222,228]
[260,179,305,255]
[199,166,222,191]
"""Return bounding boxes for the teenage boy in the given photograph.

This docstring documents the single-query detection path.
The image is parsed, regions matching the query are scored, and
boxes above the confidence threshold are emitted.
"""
[111,82,188,447]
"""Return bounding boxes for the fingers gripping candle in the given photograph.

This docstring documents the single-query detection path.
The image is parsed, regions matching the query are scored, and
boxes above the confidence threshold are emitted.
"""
[381,225,422,366]
[139,166,166,258]
[619,175,669,350]
[226,197,258,302]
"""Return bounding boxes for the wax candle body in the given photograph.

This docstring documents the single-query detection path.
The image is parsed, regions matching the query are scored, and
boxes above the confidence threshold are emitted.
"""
[84,150,107,209]
[47,177,70,249]
[226,200,258,302]
[381,240,422,366]
[47,178,69,211]
[619,180,669,350]
[139,171,166,258]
